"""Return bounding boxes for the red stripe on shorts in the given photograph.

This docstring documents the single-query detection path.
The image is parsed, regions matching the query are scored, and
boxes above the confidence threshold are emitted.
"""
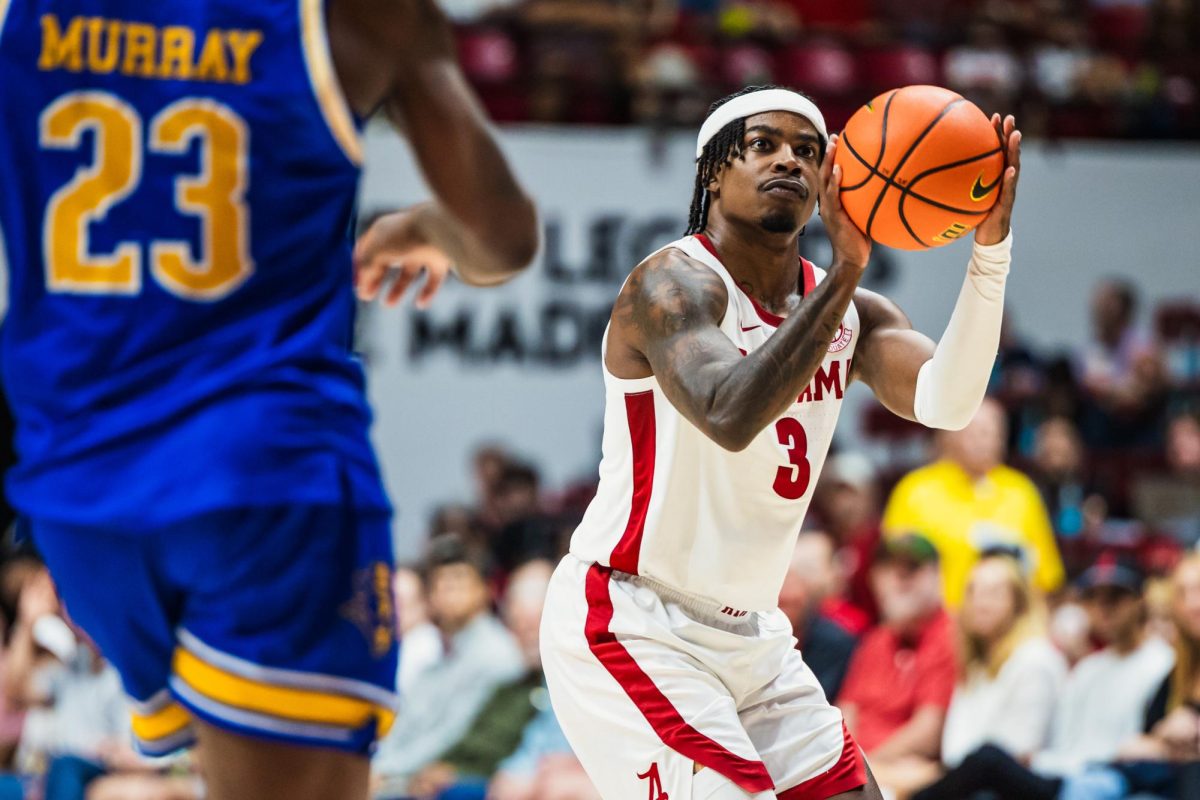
[608,391,655,575]
[583,563,775,793]
[776,723,867,800]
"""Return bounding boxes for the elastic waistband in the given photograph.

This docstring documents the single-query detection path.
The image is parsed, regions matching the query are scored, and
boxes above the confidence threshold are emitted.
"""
[606,565,761,628]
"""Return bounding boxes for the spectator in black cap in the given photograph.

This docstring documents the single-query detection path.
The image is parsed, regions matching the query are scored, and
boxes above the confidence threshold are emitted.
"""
[912,551,1175,800]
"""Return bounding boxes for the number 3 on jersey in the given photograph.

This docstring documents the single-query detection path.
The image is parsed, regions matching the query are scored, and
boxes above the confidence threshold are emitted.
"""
[40,90,252,301]
[773,417,811,500]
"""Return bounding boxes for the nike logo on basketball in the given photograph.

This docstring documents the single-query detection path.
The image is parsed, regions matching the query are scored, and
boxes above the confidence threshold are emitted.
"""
[969,172,1001,202]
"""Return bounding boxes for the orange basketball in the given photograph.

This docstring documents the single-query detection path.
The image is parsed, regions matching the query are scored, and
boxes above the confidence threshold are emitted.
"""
[833,85,1005,251]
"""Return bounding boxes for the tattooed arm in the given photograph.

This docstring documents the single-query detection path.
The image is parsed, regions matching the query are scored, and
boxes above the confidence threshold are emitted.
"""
[606,132,870,451]
[607,249,866,452]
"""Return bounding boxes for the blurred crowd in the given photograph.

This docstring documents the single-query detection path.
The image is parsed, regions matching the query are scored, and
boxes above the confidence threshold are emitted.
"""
[445,0,1200,139]
[0,280,1194,798]
[374,276,1199,800]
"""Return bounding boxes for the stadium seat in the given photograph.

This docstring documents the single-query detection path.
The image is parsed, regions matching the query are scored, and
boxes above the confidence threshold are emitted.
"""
[776,40,858,96]
[858,45,940,95]
[456,27,521,85]
[1090,4,1150,61]
[721,43,777,89]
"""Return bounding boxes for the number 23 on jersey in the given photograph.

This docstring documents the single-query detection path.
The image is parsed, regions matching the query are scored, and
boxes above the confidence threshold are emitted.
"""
[40,90,253,301]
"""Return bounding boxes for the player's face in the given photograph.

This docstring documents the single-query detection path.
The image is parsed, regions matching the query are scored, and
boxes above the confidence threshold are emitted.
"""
[711,111,822,235]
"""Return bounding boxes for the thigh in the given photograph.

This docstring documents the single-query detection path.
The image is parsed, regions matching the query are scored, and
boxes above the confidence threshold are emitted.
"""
[739,646,866,800]
[541,557,772,800]
[164,504,398,756]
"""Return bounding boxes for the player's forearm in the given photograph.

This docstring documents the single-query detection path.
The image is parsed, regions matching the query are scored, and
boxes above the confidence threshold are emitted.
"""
[389,58,539,284]
[912,233,1012,430]
[407,198,538,287]
[706,263,863,450]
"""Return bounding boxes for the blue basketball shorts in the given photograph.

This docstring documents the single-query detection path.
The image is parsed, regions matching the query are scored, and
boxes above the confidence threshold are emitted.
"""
[30,503,398,757]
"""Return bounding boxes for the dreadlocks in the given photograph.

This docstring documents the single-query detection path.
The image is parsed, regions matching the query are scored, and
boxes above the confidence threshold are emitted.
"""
[685,85,824,236]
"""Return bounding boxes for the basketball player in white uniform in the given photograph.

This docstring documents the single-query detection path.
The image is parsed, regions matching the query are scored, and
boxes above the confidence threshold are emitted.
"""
[540,86,1022,800]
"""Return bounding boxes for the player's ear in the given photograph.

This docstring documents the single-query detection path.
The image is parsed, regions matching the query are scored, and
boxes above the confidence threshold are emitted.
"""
[705,164,723,195]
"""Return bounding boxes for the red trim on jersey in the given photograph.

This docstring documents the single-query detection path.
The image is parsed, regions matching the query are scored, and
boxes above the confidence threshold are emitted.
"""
[609,391,656,575]
[692,234,814,329]
[583,564,775,793]
[776,723,867,800]
[800,257,817,297]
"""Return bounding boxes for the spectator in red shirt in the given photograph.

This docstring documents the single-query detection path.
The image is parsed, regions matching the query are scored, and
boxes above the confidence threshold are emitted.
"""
[837,534,956,793]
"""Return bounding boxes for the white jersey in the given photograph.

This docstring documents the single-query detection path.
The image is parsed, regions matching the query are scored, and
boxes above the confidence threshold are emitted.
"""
[570,234,859,612]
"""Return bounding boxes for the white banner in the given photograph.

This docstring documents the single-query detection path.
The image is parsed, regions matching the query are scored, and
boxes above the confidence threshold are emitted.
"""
[358,126,1200,555]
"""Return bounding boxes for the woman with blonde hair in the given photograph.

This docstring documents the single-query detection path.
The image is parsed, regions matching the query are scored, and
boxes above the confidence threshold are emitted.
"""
[939,550,1068,768]
[1121,551,1200,764]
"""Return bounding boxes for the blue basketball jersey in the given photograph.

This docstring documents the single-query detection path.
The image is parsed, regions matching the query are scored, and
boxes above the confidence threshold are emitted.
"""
[0,0,390,526]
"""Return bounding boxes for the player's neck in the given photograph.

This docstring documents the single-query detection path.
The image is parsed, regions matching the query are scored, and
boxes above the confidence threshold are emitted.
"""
[703,216,801,313]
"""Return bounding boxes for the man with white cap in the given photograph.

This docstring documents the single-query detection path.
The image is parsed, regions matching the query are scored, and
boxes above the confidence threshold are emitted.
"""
[540,85,1022,800]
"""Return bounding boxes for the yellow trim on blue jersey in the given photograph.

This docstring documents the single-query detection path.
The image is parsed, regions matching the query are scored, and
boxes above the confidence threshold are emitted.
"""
[131,700,192,743]
[0,0,12,39]
[172,647,395,736]
[299,0,363,166]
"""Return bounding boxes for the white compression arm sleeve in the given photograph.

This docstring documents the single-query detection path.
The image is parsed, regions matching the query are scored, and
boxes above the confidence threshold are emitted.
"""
[912,232,1013,430]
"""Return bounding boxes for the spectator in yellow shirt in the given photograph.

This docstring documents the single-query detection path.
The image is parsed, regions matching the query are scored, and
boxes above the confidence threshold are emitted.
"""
[882,398,1065,608]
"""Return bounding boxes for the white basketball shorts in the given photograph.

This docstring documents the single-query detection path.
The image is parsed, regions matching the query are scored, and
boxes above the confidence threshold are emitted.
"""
[541,554,866,800]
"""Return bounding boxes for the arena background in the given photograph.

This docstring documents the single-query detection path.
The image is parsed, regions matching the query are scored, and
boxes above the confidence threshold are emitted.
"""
[2,2,1200,799]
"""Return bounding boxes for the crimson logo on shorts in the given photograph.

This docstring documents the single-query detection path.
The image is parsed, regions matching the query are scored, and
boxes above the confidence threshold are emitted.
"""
[639,762,668,800]
[828,323,853,353]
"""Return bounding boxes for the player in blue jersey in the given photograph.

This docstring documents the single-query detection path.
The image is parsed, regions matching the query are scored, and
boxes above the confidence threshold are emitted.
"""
[0,0,537,797]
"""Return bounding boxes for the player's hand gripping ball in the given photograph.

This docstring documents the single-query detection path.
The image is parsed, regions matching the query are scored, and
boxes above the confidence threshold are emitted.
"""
[833,85,1006,250]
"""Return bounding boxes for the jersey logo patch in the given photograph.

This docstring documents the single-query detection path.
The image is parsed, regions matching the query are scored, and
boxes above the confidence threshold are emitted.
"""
[339,563,395,658]
[828,323,853,353]
[639,762,668,800]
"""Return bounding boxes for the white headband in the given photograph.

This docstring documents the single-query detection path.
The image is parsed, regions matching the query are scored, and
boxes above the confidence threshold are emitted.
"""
[696,89,828,158]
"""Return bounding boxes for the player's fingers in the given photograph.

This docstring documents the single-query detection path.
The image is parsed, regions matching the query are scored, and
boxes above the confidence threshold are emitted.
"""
[996,166,1018,214]
[1004,115,1016,139]
[355,258,389,301]
[819,134,837,187]
[352,226,376,267]
[355,213,421,268]
[385,263,421,307]
[828,164,844,212]
[415,263,449,309]
[1009,129,1022,173]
